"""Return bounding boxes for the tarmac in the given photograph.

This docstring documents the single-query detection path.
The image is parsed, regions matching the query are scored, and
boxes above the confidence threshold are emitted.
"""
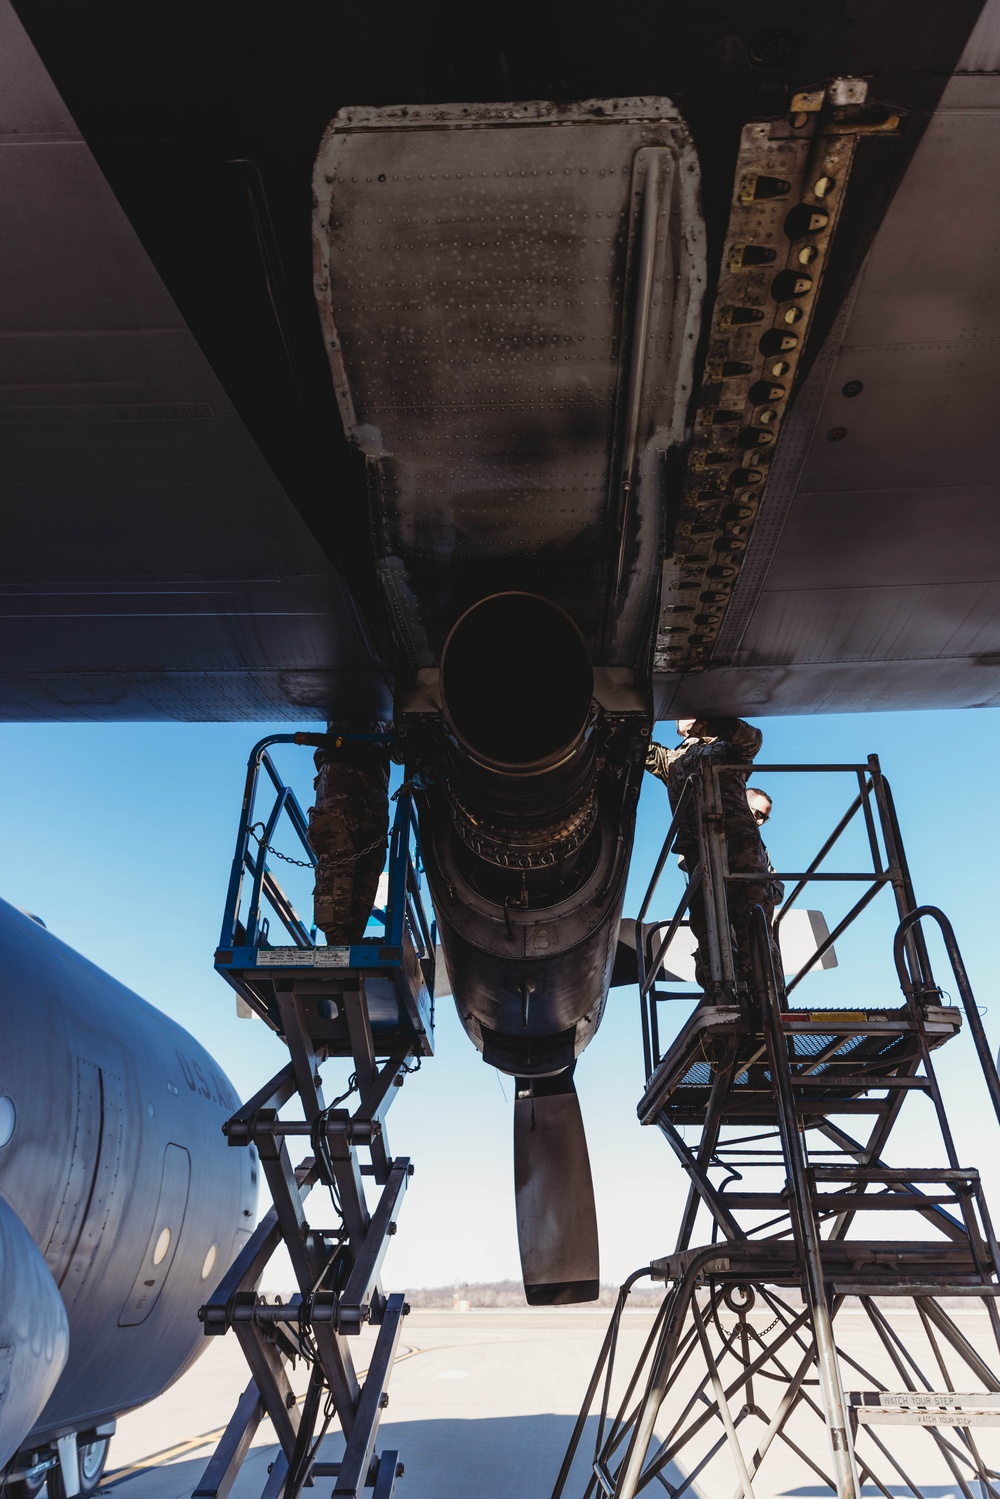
[99,1306,1000,1499]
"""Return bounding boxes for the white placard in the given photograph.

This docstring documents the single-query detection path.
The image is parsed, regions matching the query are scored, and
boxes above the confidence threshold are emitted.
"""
[256,946,351,968]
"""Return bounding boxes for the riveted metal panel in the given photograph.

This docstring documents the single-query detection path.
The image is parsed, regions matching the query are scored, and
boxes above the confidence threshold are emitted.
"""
[118,1144,191,1327]
[43,1060,103,1288]
[740,581,1000,664]
[59,1067,124,1316]
[314,98,704,675]
[670,67,1000,713]
[654,86,904,674]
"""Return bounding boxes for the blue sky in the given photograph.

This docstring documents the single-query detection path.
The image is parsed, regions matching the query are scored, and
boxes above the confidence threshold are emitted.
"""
[2,708,998,1288]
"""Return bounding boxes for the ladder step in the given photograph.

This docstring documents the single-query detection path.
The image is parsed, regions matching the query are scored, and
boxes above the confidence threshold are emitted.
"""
[849,1392,1000,1427]
[856,1411,1000,1427]
[813,1166,978,1182]
[791,1075,931,1090]
[852,1391,1000,1410]
[813,1193,958,1209]
[720,1193,789,1210]
[780,1017,916,1033]
[793,1100,893,1112]
[834,1283,1000,1297]
[722,1193,958,1211]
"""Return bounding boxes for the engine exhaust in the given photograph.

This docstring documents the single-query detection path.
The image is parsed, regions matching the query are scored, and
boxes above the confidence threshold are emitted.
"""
[440,594,597,864]
[441,592,594,776]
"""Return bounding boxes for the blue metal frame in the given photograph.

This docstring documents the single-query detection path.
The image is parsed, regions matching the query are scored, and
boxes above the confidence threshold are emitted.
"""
[218,734,317,952]
[214,734,435,1053]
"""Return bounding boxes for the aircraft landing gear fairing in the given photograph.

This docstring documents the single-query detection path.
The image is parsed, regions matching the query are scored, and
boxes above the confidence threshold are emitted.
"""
[47,1434,111,1499]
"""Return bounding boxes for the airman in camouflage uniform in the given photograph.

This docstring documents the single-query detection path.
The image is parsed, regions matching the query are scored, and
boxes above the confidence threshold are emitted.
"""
[747,786,786,920]
[646,717,780,990]
[309,723,391,944]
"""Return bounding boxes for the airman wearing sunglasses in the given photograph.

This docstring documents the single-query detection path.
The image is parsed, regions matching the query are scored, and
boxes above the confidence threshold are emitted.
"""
[646,719,781,992]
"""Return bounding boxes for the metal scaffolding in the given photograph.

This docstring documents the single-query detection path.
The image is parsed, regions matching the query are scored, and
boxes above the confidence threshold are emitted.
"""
[195,736,435,1499]
[554,754,1000,1499]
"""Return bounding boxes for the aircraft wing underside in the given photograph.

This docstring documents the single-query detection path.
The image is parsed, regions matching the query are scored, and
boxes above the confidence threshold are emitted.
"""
[0,0,390,723]
[2,0,999,721]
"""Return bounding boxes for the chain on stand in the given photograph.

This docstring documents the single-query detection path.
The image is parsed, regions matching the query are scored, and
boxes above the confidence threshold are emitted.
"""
[249,822,385,871]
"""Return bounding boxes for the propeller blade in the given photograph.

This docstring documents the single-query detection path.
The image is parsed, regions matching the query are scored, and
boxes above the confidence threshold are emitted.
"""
[513,1069,599,1306]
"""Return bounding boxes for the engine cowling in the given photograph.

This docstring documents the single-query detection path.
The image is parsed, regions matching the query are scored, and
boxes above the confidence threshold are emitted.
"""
[0,1193,69,1468]
[419,592,642,1078]
[0,898,256,1447]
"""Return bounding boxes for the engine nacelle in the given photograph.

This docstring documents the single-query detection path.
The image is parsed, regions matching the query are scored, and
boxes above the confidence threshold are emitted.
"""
[419,592,643,1077]
[0,1193,69,1468]
[0,898,256,1448]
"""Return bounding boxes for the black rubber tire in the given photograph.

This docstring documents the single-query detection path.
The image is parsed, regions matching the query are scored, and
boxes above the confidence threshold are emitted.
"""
[47,1437,110,1499]
[6,1464,48,1499]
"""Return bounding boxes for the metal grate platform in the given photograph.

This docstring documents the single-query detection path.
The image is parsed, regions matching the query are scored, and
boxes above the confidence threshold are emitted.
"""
[639,1000,961,1126]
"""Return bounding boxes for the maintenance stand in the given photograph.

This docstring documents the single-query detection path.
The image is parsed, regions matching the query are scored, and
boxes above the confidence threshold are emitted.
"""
[196,734,434,1499]
[555,754,1000,1499]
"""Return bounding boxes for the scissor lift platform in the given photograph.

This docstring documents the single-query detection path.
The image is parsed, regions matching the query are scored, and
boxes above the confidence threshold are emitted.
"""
[215,939,434,1060]
[213,733,435,1061]
[198,735,435,1499]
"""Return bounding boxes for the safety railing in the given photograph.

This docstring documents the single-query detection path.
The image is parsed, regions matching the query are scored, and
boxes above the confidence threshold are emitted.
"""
[895,904,1000,1133]
[217,732,434,978]
[637,753,933,1082]
[635,774,700,1080]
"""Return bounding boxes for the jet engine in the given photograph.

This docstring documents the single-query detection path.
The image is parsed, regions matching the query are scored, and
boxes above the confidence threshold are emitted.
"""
[0,899,257,1493]
[426,592,633,1077]
[412,593,646,1302]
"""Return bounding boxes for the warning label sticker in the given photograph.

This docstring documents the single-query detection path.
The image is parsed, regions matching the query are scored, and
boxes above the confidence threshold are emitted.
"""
[255,947,351,968]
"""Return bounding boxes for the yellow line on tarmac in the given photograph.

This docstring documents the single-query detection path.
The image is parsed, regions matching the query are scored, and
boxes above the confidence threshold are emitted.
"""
[102,1431,229,1486]
[100,1347,420,1491]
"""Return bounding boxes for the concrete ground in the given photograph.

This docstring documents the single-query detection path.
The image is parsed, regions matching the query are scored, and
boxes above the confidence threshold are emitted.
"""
[97,1306,1000,1499]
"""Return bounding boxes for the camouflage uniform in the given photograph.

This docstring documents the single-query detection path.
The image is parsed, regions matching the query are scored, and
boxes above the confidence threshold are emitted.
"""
[760,842,785,918]
[309,724,390,944]
[646,720,780,988]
